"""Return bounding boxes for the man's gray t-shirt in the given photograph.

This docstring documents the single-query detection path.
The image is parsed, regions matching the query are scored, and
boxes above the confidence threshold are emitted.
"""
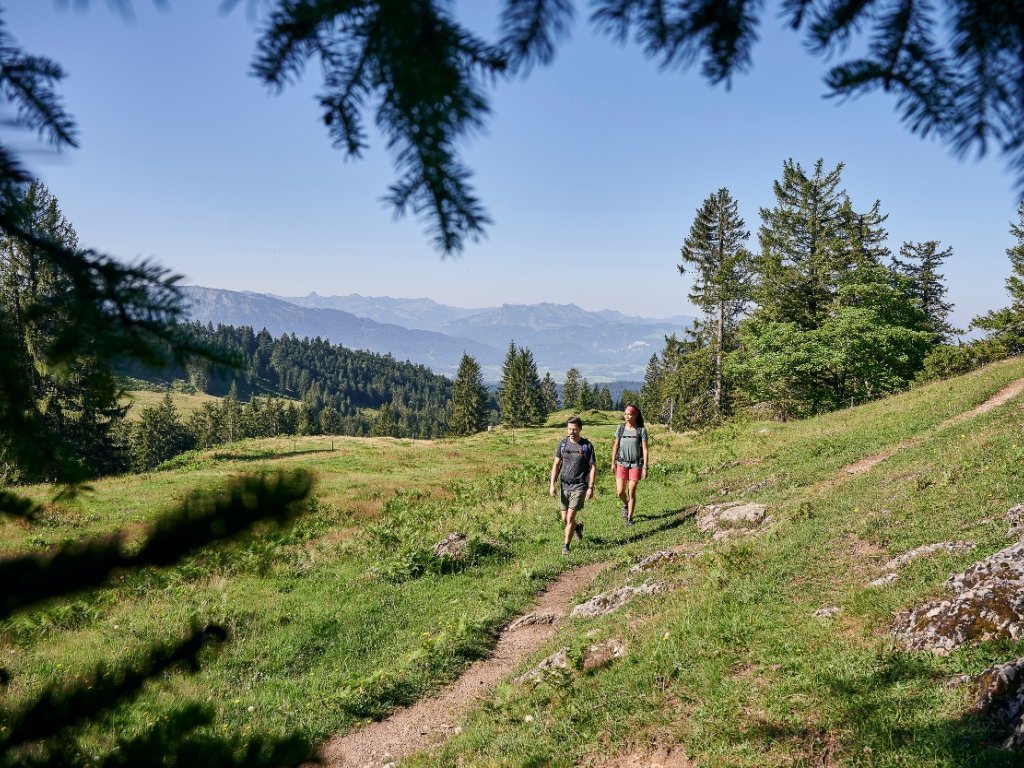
[556,437,594,491]
[615,426,648,468]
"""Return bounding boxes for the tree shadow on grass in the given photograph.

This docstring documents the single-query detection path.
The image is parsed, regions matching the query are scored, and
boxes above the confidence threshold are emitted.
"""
[810,650,1021,767]
[211,447,337,463]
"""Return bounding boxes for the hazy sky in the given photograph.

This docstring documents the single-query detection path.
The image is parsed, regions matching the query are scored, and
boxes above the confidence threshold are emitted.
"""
[8,1,1022,329]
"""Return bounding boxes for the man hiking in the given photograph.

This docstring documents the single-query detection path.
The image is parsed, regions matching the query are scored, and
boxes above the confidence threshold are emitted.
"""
[550,416,596,555]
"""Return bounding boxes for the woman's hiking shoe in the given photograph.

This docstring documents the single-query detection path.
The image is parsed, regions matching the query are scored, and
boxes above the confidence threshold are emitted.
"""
[574,522,584,541]
[626,518,635,527]
[562,544,571,555]
[621,504,629,520]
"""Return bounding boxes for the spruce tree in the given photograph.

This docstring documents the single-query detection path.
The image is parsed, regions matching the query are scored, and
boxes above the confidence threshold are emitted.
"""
[448,353,489,436]
[893,240,957,341]
[561,367,581,411]
[972,201,1024,353]
[540,371,560,413]
[679,187,753,417]
[498,341,542,432]
[757,159,849,328]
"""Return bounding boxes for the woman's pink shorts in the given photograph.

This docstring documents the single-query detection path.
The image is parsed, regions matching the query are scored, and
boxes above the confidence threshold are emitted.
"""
[615,465,642,481]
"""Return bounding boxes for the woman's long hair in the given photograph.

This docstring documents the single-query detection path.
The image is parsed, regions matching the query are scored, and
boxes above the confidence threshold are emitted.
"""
[624,403,645,429]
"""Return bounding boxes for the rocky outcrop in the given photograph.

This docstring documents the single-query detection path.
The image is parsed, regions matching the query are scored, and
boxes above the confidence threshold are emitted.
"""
[628,550,681,574]
[695,502,768,540]
[969,658,1024,750]
[883,540,976,571]
[1008,504,1024,540]
[893,542,1024,655]
[570,581,667,619]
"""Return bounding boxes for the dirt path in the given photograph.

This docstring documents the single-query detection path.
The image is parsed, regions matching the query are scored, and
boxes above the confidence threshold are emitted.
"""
[320,561,610,768]
[838,376,1024,480]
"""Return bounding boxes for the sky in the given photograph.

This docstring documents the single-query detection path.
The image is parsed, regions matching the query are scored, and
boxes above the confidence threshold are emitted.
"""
[6,1,1022,331]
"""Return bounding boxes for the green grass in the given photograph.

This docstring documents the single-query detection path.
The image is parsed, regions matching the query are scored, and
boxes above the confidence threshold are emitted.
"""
[4,358,1024,765]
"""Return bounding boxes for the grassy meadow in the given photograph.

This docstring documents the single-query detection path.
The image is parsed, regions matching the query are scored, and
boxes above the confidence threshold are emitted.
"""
[4,358,1024,765]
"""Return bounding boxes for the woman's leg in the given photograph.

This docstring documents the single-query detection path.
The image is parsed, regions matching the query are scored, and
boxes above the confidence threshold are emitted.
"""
[626,477,640,521]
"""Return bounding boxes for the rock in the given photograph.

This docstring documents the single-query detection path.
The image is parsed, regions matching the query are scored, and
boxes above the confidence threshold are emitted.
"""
[946,542,1024,593]
[433,532,468,559]
[969,658,1024,749]
[628,550,678,574]
[867,573,899,589]
[570,581,666,619]
[695,502,768,538]
[894,542,1024,655]
[883,540,977,571]
[582,637,627,671]
[517,647,572,685]
[508,612,558,630]
[1009,504,1024,540]
[814,606,841,618]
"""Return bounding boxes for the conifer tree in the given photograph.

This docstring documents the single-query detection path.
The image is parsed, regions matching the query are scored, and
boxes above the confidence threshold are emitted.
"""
[679,187,753,417]
[757,159,849,328]
[540,371,560,413]
[972,202,1024,353]
[498,341,542,431]
[576,380,593,411]
[893,240,957,341]
[561,367,581,411]
[448,353,489,436]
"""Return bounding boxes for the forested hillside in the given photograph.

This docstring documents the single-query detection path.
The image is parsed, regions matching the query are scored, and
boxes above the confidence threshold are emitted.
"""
[124,321,457,440]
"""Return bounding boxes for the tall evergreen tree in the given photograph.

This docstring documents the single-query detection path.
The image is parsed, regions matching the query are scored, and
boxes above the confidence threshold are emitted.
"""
[893,240,957,341]
[540,371,560,413]
[448,353,489,436]
[757,159,849,329]
[0,182,129,481]
[972,202,1024,353]
[575,379,593,411]
[130,393,195,471]
[561,367,581,411]
[679,187,753,417]
[498,341,543,431]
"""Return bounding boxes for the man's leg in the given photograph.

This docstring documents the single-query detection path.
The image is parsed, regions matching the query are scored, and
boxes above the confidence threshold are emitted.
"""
[564,507,577,549]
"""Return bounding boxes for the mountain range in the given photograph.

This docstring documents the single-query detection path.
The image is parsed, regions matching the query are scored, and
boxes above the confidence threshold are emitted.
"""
[181,286,695,382]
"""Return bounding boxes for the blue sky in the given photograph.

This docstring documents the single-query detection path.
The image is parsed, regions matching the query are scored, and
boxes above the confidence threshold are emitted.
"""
[7,1,1021,330]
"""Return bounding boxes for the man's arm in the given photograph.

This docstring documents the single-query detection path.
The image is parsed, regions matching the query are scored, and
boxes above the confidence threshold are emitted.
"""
[549,457,561,497]
[586,456,596,498]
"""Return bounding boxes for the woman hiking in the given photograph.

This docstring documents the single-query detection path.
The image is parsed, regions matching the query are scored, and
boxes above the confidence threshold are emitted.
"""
[612,404,649,526]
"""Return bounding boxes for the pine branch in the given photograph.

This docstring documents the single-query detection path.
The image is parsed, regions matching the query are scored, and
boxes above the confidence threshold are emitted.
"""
[0,625,227,751]
[0,471,313,621]
[500,0,575,73]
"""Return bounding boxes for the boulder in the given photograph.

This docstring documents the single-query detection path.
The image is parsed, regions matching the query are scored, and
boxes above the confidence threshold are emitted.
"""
[433,532,468,559]
[517,647,572,685]
[582,637,628,671]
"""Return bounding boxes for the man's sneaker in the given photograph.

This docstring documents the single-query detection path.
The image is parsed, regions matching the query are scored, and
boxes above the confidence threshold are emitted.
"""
[562,544,571,555]
[574,522,584,541]
[621,504,629,520]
